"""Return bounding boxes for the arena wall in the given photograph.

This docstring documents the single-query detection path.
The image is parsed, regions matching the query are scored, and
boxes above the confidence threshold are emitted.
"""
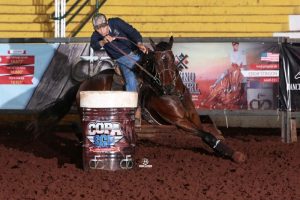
[0,0,300,38]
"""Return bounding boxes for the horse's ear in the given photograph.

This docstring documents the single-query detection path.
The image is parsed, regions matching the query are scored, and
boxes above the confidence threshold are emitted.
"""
[169,36,174,49]
[149,38,156,50]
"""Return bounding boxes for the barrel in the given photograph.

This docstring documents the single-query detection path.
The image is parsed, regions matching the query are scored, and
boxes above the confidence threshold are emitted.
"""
[80,91,138,171]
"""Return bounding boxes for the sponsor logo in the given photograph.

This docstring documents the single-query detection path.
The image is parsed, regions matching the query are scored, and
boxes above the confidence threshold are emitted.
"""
[89,155,105,169]
[120,155,134,169]
[89,154,134,170]
[294,71,300,80]
[87,121,123,148]
[138,158,152,168]
[287,83,300,91]
[175,53,189,70]
[241,70,279,77]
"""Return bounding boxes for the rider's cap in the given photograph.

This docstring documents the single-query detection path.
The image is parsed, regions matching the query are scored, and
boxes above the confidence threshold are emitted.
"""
[92,13,108,29]
[232,41,239,45]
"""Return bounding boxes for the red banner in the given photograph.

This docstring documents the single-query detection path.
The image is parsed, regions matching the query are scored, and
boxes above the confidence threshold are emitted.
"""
[0,55,34,65]
[249,63,279,70]
[0,66,34,75]
[259,77,279,83]
[0,75,33,84]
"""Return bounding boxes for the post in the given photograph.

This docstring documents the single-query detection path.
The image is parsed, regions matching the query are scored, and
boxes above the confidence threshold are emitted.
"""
[55,0,59,37]
[281,111,297,143]
[290,117,297,142]
[54,0,66,37]
[61,0,66,37]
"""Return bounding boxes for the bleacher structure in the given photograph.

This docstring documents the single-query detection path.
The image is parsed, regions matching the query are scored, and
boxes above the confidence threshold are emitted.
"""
[0,0,299,38]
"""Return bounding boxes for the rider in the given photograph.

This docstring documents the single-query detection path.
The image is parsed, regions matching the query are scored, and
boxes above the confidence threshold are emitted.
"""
[90,13,148,92]
[210,41,247,90]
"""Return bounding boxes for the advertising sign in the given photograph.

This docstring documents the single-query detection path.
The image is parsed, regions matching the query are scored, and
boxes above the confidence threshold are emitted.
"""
[172,42,279,110]
[0,54,35,84]
[279,43,300,111]
[0,44,58,109]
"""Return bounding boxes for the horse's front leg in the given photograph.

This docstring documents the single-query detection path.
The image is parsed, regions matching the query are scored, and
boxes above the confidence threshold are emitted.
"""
[148,96,245,163]
[182,89,224,140]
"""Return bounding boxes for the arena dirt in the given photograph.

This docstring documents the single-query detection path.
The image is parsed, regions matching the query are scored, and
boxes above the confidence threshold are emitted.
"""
[0,125,299,200]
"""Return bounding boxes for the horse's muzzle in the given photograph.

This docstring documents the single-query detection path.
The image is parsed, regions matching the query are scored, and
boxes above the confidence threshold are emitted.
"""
[163,84,175,95]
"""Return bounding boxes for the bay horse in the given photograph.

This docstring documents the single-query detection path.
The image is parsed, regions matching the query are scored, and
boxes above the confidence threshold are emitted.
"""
[139,36,245,163]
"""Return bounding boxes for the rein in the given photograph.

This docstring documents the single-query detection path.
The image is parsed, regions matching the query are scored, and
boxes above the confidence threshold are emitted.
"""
[108,37,162,86]
[106,37,182,97]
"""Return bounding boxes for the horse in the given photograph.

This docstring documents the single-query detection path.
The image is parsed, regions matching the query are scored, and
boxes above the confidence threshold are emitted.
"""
[139,36,245,163]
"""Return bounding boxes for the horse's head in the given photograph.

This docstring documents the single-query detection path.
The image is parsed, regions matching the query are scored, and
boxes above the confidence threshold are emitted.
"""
[149,36,180,95]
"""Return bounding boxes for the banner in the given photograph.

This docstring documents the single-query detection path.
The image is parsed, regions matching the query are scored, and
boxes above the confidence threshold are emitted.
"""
[279,43,300,111]
[173,42,279,110]
[0,54,35,85]
[0,41,287,111]
[0,44,58,109]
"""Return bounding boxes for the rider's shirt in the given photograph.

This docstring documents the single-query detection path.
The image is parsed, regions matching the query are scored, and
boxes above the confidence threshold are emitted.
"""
[90,17,143,59]
[230,50,247,67]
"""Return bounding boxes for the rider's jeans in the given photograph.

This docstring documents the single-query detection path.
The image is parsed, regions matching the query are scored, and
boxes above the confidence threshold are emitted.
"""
[116,52,140,92]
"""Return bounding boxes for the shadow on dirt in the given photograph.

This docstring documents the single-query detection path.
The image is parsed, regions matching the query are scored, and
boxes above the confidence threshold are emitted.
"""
[0,121,83,169]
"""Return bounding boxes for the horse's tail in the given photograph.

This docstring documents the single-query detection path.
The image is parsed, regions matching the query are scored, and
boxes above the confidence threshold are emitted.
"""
[26,84,80,139]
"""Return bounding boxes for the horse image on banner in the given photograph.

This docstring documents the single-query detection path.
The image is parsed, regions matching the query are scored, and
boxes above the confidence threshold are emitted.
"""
[201,63,244,109]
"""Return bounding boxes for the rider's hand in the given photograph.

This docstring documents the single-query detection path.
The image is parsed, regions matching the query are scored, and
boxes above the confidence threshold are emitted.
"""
[104,35,116,43]
[137,42,148,54]
[100,35,115,47]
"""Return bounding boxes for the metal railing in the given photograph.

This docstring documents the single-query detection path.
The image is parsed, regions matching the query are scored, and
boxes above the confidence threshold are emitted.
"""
[52,0,106,37]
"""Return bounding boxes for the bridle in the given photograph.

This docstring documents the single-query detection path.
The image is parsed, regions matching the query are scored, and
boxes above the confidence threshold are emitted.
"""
[153,50,181,96]
[106,36,181,96]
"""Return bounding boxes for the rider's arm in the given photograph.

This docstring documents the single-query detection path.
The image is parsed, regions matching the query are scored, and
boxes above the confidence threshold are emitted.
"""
[90,31,105,50]
[113,18,143,44]
[113,18,148,53]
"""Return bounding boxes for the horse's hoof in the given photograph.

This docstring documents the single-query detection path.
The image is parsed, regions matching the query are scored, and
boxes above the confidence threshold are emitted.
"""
[232,151,246,163]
